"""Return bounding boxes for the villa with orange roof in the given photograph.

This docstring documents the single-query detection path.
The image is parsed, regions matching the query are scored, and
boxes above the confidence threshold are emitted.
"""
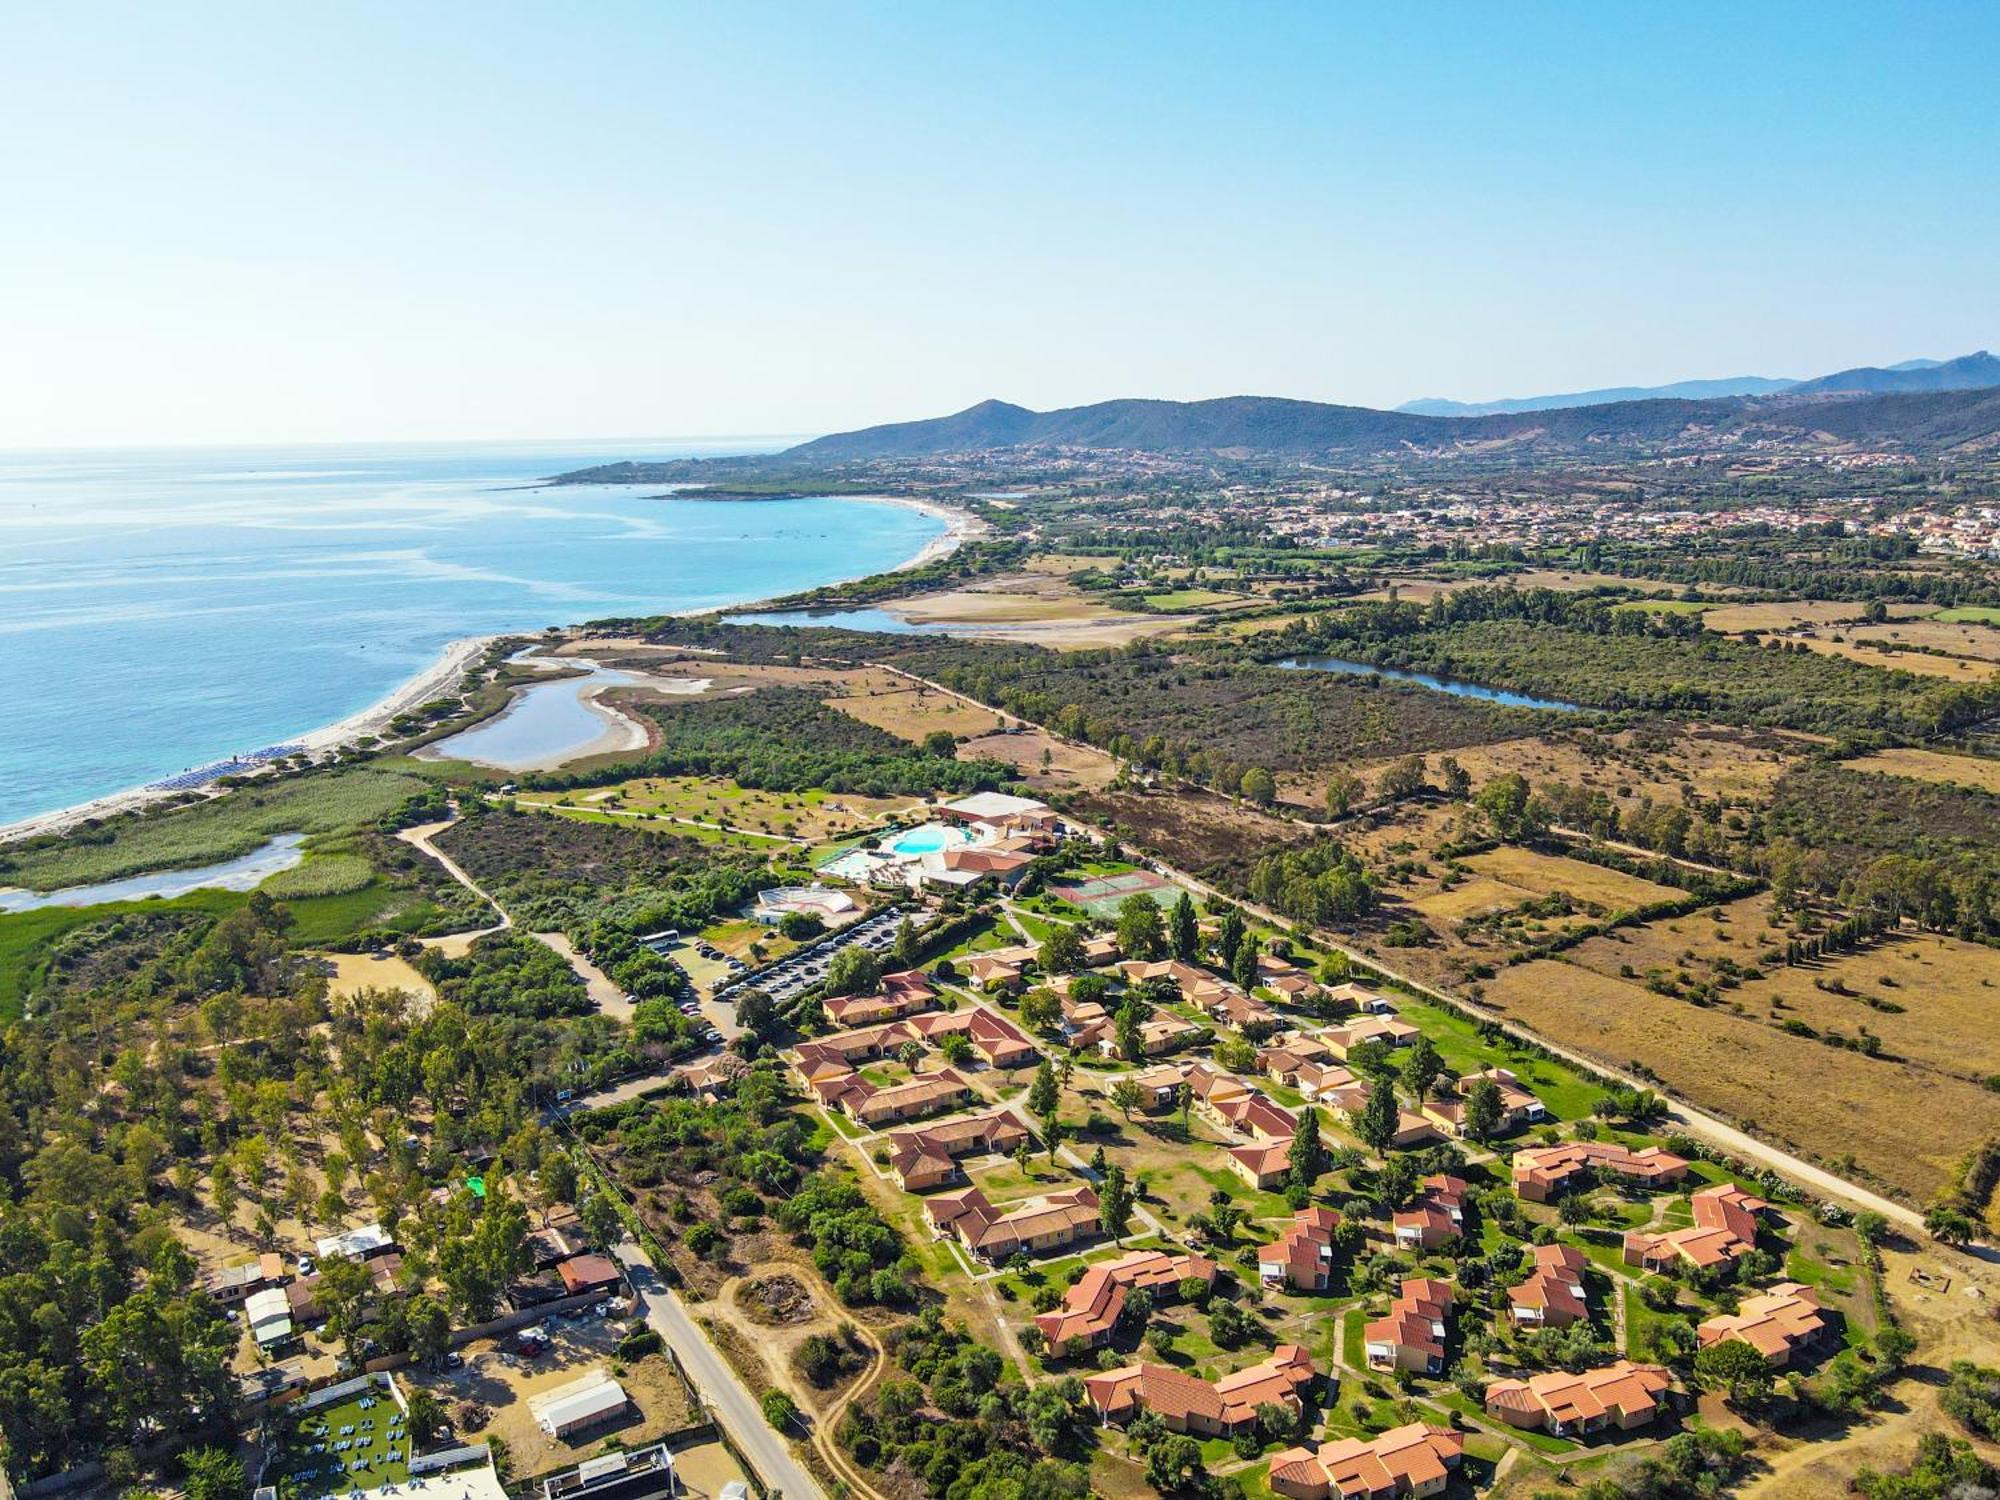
[1323,1015,1420,1057]
[1259,1207,1342,1291]
[1392,1175,1466,1251]
[884,1109,1029,1191]
[1697,1283,1832,1366]
[1512,1140,1689,1203]
[1365,1278,1452,1374]
[1033,1248,1217,1357]
[929,1183,1099,1261]
[1229,1140,1295,1191]
[1509,1244,1589,1329]
[1420,1067,1546,1138]
[1267,1422,1462,1499]
[824,969,939,1027]
[1084,1345,1316,1437]
[1624,1183,1766,1273]
[1484,1362,1671,1435]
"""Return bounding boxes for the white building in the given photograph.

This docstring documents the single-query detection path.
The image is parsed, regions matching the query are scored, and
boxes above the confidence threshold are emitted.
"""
[532,1370,631,1439]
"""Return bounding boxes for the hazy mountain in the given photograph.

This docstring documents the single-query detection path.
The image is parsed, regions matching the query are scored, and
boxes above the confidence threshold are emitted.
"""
[1400,352,1998,416]
[1786,350,2000,395]
[775,386,2000,463]
[1398,375,1795,417]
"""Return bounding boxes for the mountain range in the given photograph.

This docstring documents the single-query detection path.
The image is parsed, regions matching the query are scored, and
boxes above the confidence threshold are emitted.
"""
[779,382,2000,464]
[1398,351,1999,416]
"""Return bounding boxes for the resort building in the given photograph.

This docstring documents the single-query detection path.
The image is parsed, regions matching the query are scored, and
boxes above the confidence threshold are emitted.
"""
[918,845,1037,891]
[1483,1362,1671,1435]
[809,1064,972,1128]
[961,948,1035,988]
[751,885,860,927]
[1267,1423,1463,1500]
[937,791,1060,837]
[1295,1061,1367,1109]
[1259,1033,1336,1087]
[1623,1183,1767,1273]
[1420,1067,1546,1138]
[1228,1140,1295,1191]
[1259,1207,1343,1291]
[884,1109,1029,1191]
[1124,1062,1189,1110]
[1365,1278,1453,1374]
[904,1004,1039,1067]
[1321,983,1399,1016]
[1391,1175,1467,1251]
[824,969,939,1027]
[1697,1283,1832,1366]
[1084,1345,1316,1437]
[1508,1244,1589,1329]
[793,1020,917,1076]
[1511,1141,1689,1203]
[928,1183,1100,1261]
[817,794,1057,892]
[1097,1013,1203,1059]
[1033,1248,1216,1357]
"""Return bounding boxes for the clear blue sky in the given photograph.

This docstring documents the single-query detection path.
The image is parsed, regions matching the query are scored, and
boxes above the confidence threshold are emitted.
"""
[4,3,1996,446]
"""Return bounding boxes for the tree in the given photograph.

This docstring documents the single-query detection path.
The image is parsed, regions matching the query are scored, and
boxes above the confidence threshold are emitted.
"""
[1170,891,1199,960]
[405,1293,452,1365]
[1287,1107,1327,1189]
[1028,1059,1062,1152]
[890,917,920,968]
[733,987,778,1042]
[1240,767,1277,806]
[1115,997,1148,1063]
[180,1448,244,1500]
[1110,1078,1144,1121]
[826,945,881,997]
[1217,909,1246,971]
[1400,1036,1444,1101]
[581,1191,624,1250]
[1926,1204,1976,1246]
[1379,755,1428,799]
[1209,1299,1255,1350]
[1019,987,1061,1033]
[404,1387,448,1446]
[921,729,957,758]
[1145,1433,1204,1493]
[1040,924,1085,974]
[1476,773,1548,841]
[1116,895,1166,960]
[1099,1166,1133,1242]
[1694,1338,1774,1404]
[1461,1078,1504,1143]
[1232,935,1260,993]
[1355,1081,1399,1153]
[761,1389,799,1430]
[1325,771,1364,817]
[1438,756,1472,799]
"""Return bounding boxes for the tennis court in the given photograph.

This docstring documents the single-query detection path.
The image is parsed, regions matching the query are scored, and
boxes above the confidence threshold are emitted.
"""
[1047,868,1181,918]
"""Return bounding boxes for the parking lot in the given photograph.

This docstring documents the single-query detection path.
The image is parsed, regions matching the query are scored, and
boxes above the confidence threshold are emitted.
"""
[711,905,918,1008]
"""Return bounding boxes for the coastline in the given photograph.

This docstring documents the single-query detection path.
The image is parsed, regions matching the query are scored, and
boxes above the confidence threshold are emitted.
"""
[0,493,976,846]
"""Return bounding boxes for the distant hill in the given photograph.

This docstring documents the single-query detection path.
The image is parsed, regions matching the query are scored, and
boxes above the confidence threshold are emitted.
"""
[1398,375,1795,417]
[1786,350,2000,396]
[775,386,2000,463]
[1397,351,1999,416]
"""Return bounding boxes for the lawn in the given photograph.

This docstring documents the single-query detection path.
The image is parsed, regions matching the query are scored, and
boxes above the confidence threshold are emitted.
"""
[1391,998,1604,1122]
[267,1390,414,1499]
[526,774,915,840]
[1141,589,1248,610]
[1935,606,2000,624]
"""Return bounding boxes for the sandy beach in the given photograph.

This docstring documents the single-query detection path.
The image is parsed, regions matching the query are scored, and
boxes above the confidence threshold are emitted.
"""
[1,495,978,843]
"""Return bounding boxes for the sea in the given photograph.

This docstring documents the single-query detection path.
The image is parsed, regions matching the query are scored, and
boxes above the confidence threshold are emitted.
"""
[0,439,946,827]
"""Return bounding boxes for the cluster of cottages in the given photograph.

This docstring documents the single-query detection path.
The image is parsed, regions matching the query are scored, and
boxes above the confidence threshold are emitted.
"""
[795,995,1038,1129]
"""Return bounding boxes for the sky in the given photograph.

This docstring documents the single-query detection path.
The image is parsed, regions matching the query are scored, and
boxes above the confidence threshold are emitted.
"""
[2,3,1997,448]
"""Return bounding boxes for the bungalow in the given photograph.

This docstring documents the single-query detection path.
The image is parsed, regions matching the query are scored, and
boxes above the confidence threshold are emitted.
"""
[1392,1175,1467,1251]
[1259,1207,1342,1291]
[1321,982,1399,1016]
[1033,1248,1216,1357]
[284,1275,325,1326]
[1509,1244,1589,1329]
[1125,1062,1188,1111]
[245,1285,295,1348]
[793,1020,917,1077]
[1697,1283,1831,1367]
[1264,971,1324,1006]
[825,969,938,1028]
[1203,989,1280,1031]
[920,845,1036,891]
[527,1226,584,1269]
[929,1183,1100,1261]
[1229,1141,1295,1191]
[962,951,1031,989]
[1512,1140,1689,1203]
[885,1110,1030,1191]
[906,1005,1040,1067]
[1268,1423,1463,1500]
[1420,1068,1546,1138]
[1323,1016,1420,1058]
[1084,1345,1316,1437]
[1080,933,1122,966]
[1296,1061,1367,1109]
[678,1051,750,1101]
[1259,1034,1335,1087]
[1365,1278,1452,1375]
[1343,1081,1442,1149]
[316,1223,397,1262]
[1117,958,1213,989]
[1484,1361,1671,1436]
[556,1253,624,1298]
[1209,1089,1298,1144]
[206,1252,287,1305]
[822,1068,974,1129]
[1099,1014,1203,1059]
[1623,1183,1766,1274]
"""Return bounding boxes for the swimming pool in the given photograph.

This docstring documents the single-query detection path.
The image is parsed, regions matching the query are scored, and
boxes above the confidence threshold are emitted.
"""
[884,823,973,856]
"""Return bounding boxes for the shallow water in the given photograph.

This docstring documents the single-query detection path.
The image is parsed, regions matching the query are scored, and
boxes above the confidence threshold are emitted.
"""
[0,833,306,912]
[1274,655,1583,711]
[424,660,708,770]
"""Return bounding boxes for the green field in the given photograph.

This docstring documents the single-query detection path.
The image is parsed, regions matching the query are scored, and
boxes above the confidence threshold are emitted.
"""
[1935,606,2000,624]
[0,769,427,891]
[0,890,242,1019]
[1141,588,1247,609]
[1611,598,1713,615]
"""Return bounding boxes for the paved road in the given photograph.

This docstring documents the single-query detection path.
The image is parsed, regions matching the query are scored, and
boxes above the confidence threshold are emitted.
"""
[614,1244,828,1500]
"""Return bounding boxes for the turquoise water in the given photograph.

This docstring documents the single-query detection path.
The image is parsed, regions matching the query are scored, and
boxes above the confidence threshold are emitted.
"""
[1275,655,1582,711]
[0,834,305,912]
[729,606,947,634]
[884,824,969,855]
[425,659,678,770]
[0,440,944,825]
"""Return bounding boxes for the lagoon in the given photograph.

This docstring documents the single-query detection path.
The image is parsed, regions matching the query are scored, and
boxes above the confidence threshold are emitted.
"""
[0,833,306,913]
[727,606,947,634]
[423,658,711,771]
[1275,655,1582,712]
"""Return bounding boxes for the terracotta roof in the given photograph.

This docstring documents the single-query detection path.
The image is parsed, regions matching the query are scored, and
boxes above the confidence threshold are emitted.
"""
[1035,1248,1216,1350]
[1365,1277,1453,1362]
[1509,1243,1589,1324]
[1259,1206,1341,1287]
[1698,1283,1828,1361]
[1486,1361,1670,1430]
[1085,1344,1314,1429]
[1625,1183,1765,1269]
[1267,1422,1462,1498]
[1512,1140,1688,1196]
[929,1183,1099,1255]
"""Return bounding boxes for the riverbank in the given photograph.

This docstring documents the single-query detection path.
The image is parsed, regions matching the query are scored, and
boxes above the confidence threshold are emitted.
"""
[1,492,972,845]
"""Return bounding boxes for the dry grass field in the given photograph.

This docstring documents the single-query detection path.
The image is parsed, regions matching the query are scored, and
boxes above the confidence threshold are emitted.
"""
[1457,846,1679,909]
[1409,876,1540,921]
[825,680,1012,742]
[1701,601,1934,633]
[1784,633,1999,679]
[1843,746,2000,793]
[885,570,1194,648]
[957,725,1121,792]
[1479,958,2000,1201]
[529,775,915,840]
[1846,616,2000,661]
